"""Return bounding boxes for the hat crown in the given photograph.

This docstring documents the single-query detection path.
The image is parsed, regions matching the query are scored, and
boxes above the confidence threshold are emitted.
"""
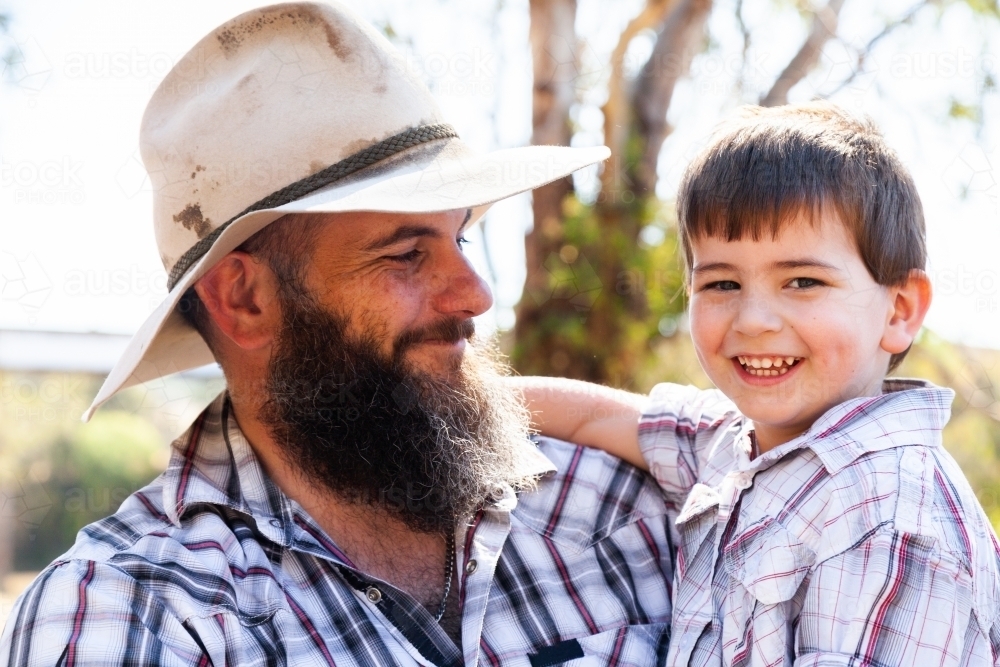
[141,1,443,272]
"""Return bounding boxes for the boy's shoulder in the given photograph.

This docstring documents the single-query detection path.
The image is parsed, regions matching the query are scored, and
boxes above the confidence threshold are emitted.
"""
[819,443,997,562]
[763,381,993,562]
[742,440,1000,632]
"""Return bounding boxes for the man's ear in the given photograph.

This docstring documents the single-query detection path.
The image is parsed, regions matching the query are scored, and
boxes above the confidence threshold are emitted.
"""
[193,252,280,351]
[880,269,933,355]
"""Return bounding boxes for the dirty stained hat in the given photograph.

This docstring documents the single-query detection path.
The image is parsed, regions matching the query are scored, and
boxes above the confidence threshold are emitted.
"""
[83,1,610,421]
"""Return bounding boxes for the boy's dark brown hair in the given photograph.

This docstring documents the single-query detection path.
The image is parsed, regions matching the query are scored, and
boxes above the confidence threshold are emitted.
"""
[676,102,926,371]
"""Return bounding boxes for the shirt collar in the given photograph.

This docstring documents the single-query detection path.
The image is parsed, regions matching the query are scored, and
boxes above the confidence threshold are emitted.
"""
[741,378,955,475]
[162,392,296,546]
[162,391,557,546]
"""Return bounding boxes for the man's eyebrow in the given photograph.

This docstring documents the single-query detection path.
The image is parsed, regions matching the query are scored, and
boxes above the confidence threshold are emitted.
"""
[363,224,442,251]
[362,210,473,251]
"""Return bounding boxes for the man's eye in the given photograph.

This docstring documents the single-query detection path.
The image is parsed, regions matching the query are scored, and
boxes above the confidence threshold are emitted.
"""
[703,280,740,291]
[457,236,470,250]
[387,249,421,263]
[788,277,823,289]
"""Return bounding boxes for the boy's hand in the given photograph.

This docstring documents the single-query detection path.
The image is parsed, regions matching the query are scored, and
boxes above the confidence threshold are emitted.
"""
[505,377,648,471]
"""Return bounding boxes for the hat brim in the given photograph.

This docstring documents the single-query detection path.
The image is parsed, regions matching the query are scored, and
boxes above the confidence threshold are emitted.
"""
[83,141,610,421]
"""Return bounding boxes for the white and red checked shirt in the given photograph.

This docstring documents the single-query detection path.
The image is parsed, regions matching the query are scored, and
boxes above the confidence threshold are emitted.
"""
[639,378,1000,667]
[1,393,674,667]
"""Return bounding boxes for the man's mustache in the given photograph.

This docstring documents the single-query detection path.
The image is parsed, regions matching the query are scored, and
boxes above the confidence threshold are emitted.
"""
[394,318,476,354]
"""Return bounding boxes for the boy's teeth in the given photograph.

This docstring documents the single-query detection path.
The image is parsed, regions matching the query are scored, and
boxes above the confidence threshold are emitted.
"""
[738,355,801,376]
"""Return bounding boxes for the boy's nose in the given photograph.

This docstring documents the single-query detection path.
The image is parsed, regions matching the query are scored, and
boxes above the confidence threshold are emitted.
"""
[731,295,783,336]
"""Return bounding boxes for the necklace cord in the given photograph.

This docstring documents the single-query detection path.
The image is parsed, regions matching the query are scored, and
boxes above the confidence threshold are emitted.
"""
[434,531,455,622]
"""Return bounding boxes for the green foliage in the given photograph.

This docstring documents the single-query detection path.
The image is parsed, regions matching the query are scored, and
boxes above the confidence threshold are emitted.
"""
[948,98,981,122]
[511,192,688,388]
[12,411,168,570]
[957,0,1000,18]
[894,332,1000,529]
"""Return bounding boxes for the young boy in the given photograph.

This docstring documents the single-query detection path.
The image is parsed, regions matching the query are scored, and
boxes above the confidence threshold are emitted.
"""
[516,103,1000,665]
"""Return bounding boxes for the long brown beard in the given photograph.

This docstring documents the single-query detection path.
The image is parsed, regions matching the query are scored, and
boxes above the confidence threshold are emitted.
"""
[259,290,536,534]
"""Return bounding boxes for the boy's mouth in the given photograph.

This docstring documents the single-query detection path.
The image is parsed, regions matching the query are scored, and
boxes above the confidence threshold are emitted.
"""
[736,355,802,377]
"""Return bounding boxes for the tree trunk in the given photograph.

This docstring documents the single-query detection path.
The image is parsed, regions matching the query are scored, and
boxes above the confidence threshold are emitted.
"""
[759,0,845,107]
[513,0,583,377]
[513,0,712,385]
[632,0,714,195]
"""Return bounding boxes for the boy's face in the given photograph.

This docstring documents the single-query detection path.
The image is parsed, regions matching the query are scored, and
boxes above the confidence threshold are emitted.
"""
[688,208,907,451]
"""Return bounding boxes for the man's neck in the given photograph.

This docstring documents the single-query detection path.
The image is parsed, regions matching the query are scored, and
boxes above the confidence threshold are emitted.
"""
[228,392,461,643]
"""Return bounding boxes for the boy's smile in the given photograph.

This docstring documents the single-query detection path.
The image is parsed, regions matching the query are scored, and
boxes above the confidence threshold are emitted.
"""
[687,208,927,453]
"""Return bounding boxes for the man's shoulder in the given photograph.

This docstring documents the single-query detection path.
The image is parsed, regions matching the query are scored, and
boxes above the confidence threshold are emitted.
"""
[511,437,669,552]
[38,474,273,615]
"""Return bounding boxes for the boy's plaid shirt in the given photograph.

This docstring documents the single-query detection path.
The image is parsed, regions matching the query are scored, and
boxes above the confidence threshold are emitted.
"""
[639,378,1000,667]
[1,394,674,667]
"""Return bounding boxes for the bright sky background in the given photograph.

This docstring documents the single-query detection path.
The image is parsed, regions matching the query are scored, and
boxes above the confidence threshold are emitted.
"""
[0,0,998,351]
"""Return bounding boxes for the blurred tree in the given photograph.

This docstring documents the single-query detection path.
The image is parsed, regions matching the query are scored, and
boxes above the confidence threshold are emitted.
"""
[13,411,166,570]
[512,0,1000,389]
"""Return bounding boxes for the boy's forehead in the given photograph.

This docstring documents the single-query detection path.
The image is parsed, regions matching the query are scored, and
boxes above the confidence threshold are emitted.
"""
[689,209,860,266]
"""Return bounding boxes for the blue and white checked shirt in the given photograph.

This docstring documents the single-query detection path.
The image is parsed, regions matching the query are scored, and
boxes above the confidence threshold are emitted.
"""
[2,393,674,666]
[639,378,1000,666]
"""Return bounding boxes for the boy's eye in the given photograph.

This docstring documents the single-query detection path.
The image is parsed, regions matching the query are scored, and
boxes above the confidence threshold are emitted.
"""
[787,277,824,289]
[703,280,740,292]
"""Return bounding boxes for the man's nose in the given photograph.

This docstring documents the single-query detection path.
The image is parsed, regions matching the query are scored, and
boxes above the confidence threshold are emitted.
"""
[430,249,494,318]
[731,293,783,336]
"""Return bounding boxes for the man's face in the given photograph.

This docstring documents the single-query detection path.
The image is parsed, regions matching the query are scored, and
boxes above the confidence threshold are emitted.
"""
[256,209,534,533]
[300,209,493,379]
[687,208,896,449]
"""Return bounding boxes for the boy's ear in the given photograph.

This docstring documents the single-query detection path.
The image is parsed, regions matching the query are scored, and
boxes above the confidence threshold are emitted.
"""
[880,269,932,355]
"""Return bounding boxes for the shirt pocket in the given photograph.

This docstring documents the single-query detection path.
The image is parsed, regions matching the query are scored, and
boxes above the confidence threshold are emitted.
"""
[528,624,668,667]
[721,517,816,667]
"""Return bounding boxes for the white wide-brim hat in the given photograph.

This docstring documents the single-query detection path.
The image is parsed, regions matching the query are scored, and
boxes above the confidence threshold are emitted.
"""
[83,1,609,420]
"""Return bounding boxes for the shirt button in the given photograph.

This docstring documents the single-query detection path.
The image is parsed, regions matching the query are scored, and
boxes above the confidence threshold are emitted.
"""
[734,472,753,490]
[269,519,281,528]
[365,587,382,604]
[465,559,478,575]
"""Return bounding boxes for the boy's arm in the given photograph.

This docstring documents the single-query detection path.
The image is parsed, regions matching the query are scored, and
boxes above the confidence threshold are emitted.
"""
[507,377,647,470]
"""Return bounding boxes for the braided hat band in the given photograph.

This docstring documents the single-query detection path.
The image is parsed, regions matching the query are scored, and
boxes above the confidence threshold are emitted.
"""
[167,123,459,290]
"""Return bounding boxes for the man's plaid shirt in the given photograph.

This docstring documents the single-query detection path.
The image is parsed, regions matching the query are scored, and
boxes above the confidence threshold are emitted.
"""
[2,394,674,666]
[639,378,1000,666]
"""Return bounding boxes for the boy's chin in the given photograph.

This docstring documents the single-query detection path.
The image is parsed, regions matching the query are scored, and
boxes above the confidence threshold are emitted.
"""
[732,400,818,433]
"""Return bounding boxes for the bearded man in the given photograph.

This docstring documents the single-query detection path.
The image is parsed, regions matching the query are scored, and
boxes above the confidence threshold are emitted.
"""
[0,3,673,665]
